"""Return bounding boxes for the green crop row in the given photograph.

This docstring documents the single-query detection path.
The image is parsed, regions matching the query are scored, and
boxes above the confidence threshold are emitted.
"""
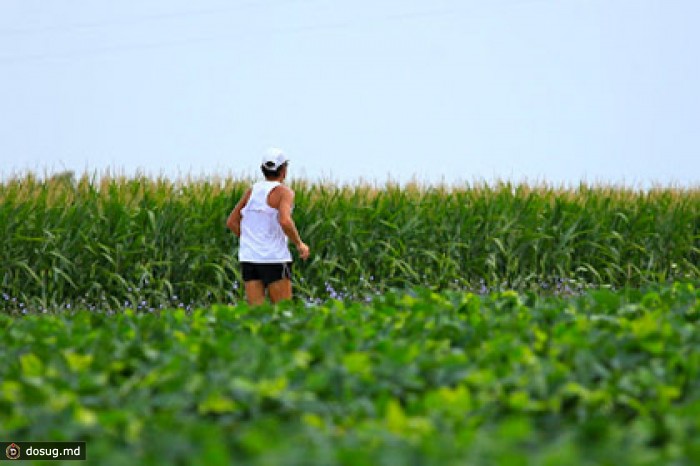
[1,173,699,310]
[1,283,699,465]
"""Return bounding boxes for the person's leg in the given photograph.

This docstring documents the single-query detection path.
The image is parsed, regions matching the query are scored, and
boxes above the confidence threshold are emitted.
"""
[268,278,292,303]
[266,262,293,304]
[244,280,266,306]
[241,262,266,306]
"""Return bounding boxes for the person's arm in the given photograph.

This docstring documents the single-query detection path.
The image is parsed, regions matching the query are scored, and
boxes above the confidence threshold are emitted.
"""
[226,189,251,237]
[278,188,310,260]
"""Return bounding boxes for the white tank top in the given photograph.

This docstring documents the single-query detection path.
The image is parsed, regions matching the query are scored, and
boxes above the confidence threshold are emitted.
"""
[238,181,292,263]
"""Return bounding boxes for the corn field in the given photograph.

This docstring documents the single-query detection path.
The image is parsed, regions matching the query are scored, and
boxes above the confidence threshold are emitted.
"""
[1,173,699,311]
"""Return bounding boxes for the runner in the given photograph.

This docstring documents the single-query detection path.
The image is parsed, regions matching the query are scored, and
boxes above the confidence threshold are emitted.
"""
[226,148,310,305]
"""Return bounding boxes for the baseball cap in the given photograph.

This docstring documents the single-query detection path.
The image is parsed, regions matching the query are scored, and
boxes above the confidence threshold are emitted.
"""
[261,147,289,170]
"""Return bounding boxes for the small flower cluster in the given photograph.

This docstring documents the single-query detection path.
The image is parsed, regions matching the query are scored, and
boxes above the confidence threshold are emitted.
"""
[0,290,203,315]
[0,275,657,315]
[325,282,347,300]
[471,277,599,297]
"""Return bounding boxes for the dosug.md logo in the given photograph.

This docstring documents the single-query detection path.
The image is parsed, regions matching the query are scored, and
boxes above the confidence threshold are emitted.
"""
[5,443,20,460]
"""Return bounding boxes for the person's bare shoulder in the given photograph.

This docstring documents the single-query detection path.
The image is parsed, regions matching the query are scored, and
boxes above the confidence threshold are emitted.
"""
[268,184,294,209]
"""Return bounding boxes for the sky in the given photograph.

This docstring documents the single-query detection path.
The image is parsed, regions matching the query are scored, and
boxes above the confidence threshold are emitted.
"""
[0,0,698,188]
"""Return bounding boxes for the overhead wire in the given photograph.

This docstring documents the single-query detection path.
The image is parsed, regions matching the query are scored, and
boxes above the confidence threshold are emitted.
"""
[0,0,317,37]
[0,5,456,66]
[0,0,552,66]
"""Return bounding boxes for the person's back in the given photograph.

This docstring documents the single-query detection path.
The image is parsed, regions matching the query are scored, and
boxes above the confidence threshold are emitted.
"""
[226,148,310,305]
[239,180,292,263]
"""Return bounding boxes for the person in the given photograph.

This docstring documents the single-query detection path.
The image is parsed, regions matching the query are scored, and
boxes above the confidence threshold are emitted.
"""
[226,148,310,305]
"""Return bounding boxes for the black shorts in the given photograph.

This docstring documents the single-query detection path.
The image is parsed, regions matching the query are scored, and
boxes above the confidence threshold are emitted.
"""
[241,262,292,286]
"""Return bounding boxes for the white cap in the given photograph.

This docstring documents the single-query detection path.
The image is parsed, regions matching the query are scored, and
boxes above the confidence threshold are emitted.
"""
[261,147,289,170]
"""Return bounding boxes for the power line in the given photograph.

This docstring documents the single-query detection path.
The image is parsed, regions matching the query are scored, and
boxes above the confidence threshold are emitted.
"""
[0,0,317,37]
[0,7,455,66]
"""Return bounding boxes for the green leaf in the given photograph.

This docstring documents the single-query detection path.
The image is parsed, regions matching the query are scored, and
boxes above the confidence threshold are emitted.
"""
[62,350,94,372]
[198,392,237,415]
[20,353,44,377]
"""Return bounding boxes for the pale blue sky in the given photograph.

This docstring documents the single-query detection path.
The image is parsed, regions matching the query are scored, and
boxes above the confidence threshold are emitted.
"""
[1,0,698,187]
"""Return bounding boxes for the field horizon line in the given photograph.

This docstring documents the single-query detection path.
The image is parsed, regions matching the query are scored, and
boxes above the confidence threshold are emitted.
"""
[2,167,699,193]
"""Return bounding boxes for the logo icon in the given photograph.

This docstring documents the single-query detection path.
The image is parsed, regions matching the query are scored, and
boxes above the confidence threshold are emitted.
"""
[6,443,20,460]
